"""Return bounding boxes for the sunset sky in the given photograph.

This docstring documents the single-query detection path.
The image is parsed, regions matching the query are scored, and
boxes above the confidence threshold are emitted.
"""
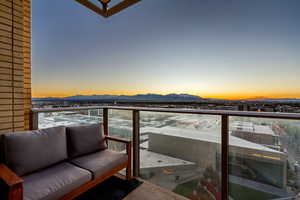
[32,0,300,99]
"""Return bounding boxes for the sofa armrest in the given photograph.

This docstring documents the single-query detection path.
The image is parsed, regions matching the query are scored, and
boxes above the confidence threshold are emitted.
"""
[0,163,23,200]
[0,164,23,187]
[105,136,132,180]
[105,135,131,144]
[105,135,132,155]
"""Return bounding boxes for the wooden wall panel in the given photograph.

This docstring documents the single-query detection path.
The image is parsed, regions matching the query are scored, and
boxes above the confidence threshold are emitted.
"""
[0,0,31,134]
[23,0,30,130]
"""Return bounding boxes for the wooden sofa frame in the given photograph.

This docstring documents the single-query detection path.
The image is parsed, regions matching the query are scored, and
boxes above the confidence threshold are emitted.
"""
[0,135,132,200]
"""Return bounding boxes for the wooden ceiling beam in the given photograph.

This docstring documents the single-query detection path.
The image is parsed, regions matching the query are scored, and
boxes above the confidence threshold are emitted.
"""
[107,0,141,17]
[75,0,142,18]
[75,0,108,18]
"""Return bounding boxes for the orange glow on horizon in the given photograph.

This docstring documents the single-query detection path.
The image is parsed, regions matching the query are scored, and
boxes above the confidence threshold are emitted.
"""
[32,90,300,100]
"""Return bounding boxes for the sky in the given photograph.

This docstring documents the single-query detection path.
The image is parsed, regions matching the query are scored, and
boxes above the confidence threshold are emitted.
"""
[32,0,300,99]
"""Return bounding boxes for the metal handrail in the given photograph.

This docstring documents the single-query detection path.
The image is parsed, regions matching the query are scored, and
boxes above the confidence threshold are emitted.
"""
[32,106,300,120]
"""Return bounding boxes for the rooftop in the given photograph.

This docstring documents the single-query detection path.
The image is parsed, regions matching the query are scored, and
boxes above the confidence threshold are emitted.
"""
[142,126,283,155]
[231,121,276,136]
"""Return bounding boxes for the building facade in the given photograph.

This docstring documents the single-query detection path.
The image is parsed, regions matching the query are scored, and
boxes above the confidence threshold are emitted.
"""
[0,0,31,134]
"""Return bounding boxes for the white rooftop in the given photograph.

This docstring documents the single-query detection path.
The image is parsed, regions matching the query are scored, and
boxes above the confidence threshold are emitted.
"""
[253,125,275,136]
[231,121,275,136]
[139,148,195,169]
[142,126,283,154]
[122,144,195,169]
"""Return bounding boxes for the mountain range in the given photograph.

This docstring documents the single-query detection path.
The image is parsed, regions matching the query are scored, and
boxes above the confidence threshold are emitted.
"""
[33,94,204,102]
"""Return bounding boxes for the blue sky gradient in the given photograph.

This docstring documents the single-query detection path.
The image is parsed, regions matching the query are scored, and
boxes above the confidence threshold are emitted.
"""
[32,0,300,99]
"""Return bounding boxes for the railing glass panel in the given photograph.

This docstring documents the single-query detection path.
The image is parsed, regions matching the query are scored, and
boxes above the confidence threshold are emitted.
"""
[139,111,222,199]
[37,109,103,129]
[107,109,133,176]
[228,117,297,200]
[107,109,132,152]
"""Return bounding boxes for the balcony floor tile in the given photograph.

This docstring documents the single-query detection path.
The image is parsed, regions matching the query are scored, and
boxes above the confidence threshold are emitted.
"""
[124,179,189,200]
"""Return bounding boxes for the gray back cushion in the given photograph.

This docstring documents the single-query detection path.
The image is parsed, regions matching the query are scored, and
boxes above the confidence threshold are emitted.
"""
[1,126,67,176]
[66,124,107,158]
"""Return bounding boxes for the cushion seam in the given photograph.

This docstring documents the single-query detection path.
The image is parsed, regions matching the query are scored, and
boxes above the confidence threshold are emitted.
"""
[68,161,96,179]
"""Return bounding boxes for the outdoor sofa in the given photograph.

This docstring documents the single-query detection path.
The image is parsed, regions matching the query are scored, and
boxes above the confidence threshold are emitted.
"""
[0,124,132,200]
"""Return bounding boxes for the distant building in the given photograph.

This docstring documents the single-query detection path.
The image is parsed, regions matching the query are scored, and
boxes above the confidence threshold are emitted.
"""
[144,126,287,194]
[88,109,101,116]
[231,121,279,146]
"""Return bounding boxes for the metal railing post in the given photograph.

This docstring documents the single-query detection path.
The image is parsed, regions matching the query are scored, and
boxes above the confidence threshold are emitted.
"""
[132,110,140,177]
[221,115,229,200]
[103,108,108,136]
[31,111,39,130]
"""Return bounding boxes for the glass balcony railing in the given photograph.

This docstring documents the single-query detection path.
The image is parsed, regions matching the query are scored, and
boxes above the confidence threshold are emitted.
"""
[32,106,300,200]
[138,111,222,199]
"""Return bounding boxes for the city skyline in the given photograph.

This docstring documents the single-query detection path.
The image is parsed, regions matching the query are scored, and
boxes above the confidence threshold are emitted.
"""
[32,0,300,99]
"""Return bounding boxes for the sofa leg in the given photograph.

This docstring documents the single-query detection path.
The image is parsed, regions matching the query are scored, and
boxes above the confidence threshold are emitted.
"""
[8,183,23,200]
[126,163,132,181]
[126,141,132,181]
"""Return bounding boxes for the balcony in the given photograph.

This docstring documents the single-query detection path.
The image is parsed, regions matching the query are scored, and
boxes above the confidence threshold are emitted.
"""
[29,106,300,200]
[1,0,299,199]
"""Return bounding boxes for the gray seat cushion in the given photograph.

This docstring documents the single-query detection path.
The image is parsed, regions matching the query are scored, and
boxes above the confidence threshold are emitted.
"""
[66,124,107,158]
[23,162,92,200]
[1,126,67,176]
[70,150,128,179]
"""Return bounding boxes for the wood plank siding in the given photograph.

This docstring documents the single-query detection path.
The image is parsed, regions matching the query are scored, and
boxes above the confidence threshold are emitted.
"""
[0,0,31,134]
